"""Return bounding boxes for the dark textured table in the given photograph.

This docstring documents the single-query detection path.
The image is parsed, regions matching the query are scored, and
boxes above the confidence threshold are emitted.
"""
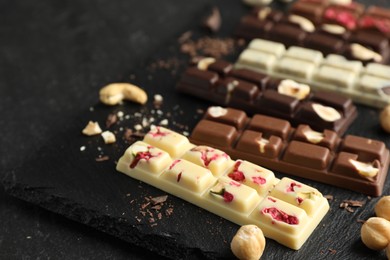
[1,0,390,259]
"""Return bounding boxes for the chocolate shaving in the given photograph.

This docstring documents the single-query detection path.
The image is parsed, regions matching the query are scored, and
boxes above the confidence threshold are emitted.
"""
[151,195,168,205]
[165,208,174,216]
[178,31,192,44]
[328,249,337,255]
[342,199,364,207]
[106,113,118,128]
[203,7,221,33]
[95,155,109,162]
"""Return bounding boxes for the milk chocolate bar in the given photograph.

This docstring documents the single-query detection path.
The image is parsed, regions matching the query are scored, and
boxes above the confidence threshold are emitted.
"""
[177,58,357,134]
[190,107,390,196]
[116,126,330,249]
[236,4,390,64]
[235,38,390,108]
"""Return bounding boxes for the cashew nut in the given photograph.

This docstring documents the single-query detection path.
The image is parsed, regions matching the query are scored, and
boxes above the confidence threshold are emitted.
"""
[99,83,148,106]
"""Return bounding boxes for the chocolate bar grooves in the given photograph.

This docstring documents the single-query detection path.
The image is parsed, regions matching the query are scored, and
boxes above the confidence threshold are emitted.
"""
[190,107,389,196]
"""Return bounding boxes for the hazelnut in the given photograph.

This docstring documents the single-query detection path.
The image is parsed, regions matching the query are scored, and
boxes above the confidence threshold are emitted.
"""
[380,105,390,133]
[375,196,390,221]
[302,129,324,144]
[350,43,382,63]
[349,159,379,178]
[312,103,341,122]
[231,225,266,260]
[197,57,216,71]
[288,15,315,33]
[361,217,390,250]
[277,79,310,100]
[208,106,228,118]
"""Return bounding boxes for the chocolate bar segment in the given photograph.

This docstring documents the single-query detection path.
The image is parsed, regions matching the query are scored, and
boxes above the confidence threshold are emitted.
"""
[235,38,390,108]
[177,58,357,134]
[117,127,330,250]
[190,107,390,196]
[235,3,390,65]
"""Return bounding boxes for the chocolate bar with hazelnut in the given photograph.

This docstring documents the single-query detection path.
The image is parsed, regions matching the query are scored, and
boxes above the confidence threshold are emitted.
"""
[177,59,357,135]
[236,4,390,64]
[190,107,390,196]
[235,38,390,108]
[116,126,330,250]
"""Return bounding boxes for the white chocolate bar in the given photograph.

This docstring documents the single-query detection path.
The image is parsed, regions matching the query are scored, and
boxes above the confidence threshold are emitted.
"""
[234,39,390,108]
[116,127,330,250]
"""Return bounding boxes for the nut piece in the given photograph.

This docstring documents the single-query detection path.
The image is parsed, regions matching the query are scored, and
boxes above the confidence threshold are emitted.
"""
[277,79,310,100]
[231,225,266,260]
[99,83,147,105]
[349,159,379,178]
[302,129,324,144]
[288,15,315,33]
[312,103,341,122]
[257,7,271,20]
[329,0,352,4]
[243,0,273,7]
[350,43,383,63]
[197,57,216,71]
[122,84,148,104]
[380,105,390,133]
[256,138,269,153]
[82,121,102,136]
[101,131,116,144]
[361,217,390,250]
[208,106,228,118]
[321,24,346,35]
[375,196,390,221]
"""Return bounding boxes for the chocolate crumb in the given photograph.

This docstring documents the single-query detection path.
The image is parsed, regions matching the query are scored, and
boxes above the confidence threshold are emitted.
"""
[342,199,364,207]
[178,31,192,44]
[157,212,162,220]
[95,155,110,162]
[150,223,158,227]
[151,195,168,205]
[346,207,355,213]
[324,195,334,201]
[328,249,337,255]
[165,208,174,216]
[151,205,162,210]
[141,202,150,210]
[106,113,118,128]
[203,7,221,33]
[357,219,365,224]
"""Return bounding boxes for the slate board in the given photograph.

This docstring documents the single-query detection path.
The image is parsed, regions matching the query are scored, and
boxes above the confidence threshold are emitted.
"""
[3,1,390,259]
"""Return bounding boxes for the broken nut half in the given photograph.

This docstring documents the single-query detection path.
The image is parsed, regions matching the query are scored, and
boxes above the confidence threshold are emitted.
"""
[288,15,315,33]
[321,24,346,35]
[231,225,266,260]
[312,103,341,122]
[101,131,116,144]
[350,43,383,63]
[82,121,102,136]
[256,138,269,153]
[302,129,324,144]
[197,57,216,71]
[349,159,379,178]
[277,79,310,100]
[208,106,228,118]
[257,7,271,20]
[99,83,147,106]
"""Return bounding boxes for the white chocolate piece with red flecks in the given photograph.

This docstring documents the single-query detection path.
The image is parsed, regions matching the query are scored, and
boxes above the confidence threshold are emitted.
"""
[269,178,323,216]
[117,141,172,175]
[182,145,233,177]
[144,126,194,158]
[116,128,330,250]
[207,176,261,214]
[162,159,216,194]
[225,160,275,197]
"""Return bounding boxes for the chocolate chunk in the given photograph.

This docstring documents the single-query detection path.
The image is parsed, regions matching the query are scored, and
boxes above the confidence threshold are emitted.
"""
[248,114,291,140]
[235,15,274,40]
[191,120,238,147]
[204,107,247,130]
[282,141,331,170]
[268,23,307,47]
[290,1,326,24]
[303,32,345,55]
[340,135,387,162]
[235,130,283,158]
[208,60,233,75]
[229,69,269,90]
[257,90,300,117]
[179,67,218,90]
[292,125,339,151]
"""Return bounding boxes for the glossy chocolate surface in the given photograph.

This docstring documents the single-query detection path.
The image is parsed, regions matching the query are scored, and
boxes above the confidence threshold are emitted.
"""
[177,60,357,135]
[235,2,390,64]
[190,107,389,196]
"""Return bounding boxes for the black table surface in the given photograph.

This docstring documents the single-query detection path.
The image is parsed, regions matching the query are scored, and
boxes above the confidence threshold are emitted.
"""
[1,0,390,259]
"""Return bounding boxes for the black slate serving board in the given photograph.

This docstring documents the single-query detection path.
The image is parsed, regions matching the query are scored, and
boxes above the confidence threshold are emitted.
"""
[3,1,390,259]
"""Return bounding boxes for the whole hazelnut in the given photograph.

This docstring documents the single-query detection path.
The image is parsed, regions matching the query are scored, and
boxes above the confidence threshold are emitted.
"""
[380,105,390,133]
[231,225,266,260]
[361,217,390,250]
[375,196,390,221]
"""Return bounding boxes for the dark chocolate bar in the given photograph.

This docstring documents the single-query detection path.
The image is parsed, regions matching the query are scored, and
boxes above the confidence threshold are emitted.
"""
[177,59,357,135]
[190,107,389,196]
[235,3,390,64]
